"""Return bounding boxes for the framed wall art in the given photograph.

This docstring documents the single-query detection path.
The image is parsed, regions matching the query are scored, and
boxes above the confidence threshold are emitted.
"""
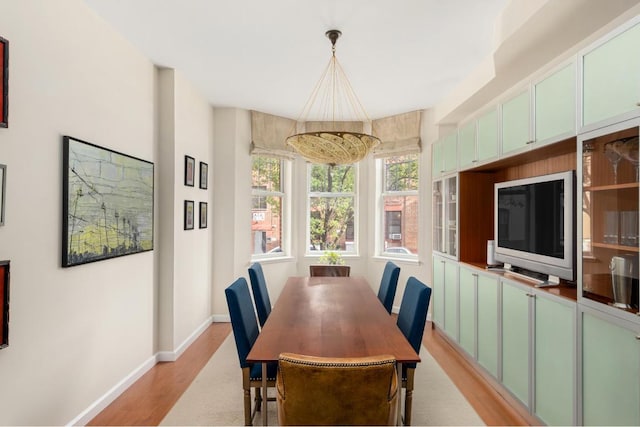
[0,164,5,226]
[0,260,9,349]
[62,136,154,267]
[199,202,208,229]
[184,200,194,230]
[199,161,208,190]
[185,155,195,187]
[0,37,8,128]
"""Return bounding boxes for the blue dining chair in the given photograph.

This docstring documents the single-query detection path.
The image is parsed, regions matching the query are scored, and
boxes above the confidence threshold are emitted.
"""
[225,277,277,425]
[396,276,432,426]
[248,262,272,327]
[377,261,400,313]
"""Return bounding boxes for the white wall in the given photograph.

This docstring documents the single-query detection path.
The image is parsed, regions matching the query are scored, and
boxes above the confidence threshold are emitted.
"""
[0,0,216,424]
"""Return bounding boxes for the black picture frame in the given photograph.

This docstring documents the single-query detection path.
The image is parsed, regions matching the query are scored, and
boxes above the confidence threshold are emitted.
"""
[184,200,194,230]
[199,202,208,228]
[0,37,8,128]
[199,161,208,190]
[0,260,9,349]
[185,155,195,187]
[62,136,154,267]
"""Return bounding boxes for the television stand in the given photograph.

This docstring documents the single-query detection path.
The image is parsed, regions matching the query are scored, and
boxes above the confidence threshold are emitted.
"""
[502,264,560,287]
[536,275,561,288]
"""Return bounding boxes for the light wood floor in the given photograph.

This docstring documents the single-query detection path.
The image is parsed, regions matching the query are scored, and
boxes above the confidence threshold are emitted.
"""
[89,321,529,426]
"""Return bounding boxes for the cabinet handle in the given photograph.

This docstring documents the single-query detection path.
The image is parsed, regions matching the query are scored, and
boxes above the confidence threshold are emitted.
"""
[636,335,640,340]
[636,102,640,107]
[526,293,535,298]
[525,140,535,145]
[472,160,478,163]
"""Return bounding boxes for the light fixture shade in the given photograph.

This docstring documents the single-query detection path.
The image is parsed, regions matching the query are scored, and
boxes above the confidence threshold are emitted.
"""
[286,131,380,165]
[286,30,379,165]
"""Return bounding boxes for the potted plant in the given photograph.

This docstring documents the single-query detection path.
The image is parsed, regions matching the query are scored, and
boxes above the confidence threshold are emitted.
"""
[318,250,345,265]
[310,251,350,277]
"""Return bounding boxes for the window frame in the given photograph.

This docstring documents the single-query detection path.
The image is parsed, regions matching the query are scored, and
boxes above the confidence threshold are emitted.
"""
[250,156,290,260]
[306,163,359,256]
[377,154,420,260]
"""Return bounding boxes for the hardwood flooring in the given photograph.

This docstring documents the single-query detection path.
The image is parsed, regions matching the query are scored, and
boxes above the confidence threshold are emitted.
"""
[89,321,529,426]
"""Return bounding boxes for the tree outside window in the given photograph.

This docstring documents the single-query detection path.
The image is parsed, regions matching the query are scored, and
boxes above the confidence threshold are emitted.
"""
[308,164,356,253]
[251,156,284,255]
[381,154,419,256]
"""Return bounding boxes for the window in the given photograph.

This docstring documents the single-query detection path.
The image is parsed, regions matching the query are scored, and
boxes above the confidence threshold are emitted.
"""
[379,154,419,256]
[251,156,286,256]
[307,164,357,253]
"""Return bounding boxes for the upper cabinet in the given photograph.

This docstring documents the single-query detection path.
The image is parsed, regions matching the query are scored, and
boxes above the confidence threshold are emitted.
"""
[457,120,476,170]
[501,89,532,155]
[458,107,499,171]
[432,132,457,178]
[581,17,640,132]
[534,60,576,145]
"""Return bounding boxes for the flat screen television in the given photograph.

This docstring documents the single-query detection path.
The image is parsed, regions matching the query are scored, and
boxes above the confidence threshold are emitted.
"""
[494,171,576,283]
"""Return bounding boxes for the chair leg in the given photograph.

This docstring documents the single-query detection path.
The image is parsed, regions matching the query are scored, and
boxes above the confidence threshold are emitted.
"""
[404,368,416,426]
[255,387,263,411]
[243,387,252,426]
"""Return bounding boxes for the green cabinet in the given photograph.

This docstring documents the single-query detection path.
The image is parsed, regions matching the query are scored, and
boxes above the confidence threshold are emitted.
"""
[432,256,445,328]
[444,260,458,340]
[477,273,499,377]
[501,280,531,406]
[533,294,576,426]
[476,108,499,162]
[534,61,576,144]
[432,175,457,257]
[582,310,640,426]
[431,140,442,178]
[432,133,457,178]
[582,18,640,129]
[457,121,476,170]
[501,90,532,155]
[458,266,476,356]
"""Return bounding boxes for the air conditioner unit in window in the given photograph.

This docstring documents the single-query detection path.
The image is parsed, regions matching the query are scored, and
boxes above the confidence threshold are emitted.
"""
[389,233,402,240]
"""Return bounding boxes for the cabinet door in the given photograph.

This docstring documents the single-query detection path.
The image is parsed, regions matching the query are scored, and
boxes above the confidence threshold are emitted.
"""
[477,274,499,377]
[432,256,445,328]
[432,180,444,253]
[458,267,476,356]
[582,20,640,128]
[458,121,476,169]
[442,132,457,174]
[534,295,575,426]
[444,260,459,340]
[501,280,530,406]
[535,61,576,144]
[444,176,458,258]
[582,311,640,426]
[501,90,531,155]
[432,139,443,178]
[477,108,499,162]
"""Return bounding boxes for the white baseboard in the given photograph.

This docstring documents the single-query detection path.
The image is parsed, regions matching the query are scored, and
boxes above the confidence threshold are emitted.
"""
[212,314,230,322]
[68,315,215,425]
[67,354,156,426]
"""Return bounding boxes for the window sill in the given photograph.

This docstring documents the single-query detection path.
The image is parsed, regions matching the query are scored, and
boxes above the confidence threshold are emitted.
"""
[372,255,421,266]
[250,255,295,264]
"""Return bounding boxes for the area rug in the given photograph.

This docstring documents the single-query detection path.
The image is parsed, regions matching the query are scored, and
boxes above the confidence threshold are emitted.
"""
[160,335,484,426]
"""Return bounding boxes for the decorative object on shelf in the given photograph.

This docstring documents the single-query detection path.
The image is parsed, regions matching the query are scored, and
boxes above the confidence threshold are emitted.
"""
[318,250,345,265]
[62,136,154,267]
[285,30,380,166]
[0,37,7,128]
[612,136,639,182]
[199,201,207,229]
[184,155,195,187]
[0,163,5,226]
[0,260,9,349]
[184,200,194,230]
[199,161,208,190]
[604,141,622,184]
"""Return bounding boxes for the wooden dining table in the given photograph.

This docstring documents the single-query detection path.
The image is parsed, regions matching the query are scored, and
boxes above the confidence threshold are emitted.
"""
[246,275,420,426]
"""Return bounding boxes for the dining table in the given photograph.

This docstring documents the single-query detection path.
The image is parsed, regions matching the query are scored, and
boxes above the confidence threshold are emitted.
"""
[246,275,420,426]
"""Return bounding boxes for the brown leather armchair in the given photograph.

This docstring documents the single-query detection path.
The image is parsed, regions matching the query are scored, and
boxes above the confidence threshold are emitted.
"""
[276,352,398,426]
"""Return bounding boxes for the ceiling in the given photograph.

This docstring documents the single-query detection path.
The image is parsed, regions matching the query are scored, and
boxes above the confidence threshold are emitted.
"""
[83,0,508,120]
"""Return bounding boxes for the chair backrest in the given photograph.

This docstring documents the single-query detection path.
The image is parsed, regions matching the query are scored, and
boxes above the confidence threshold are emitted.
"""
[377,261,400,313]
[248,262,272,327]
[309,265,351,277]
[396,276,432,368]
[276,352,398,426]
[225,277,260,368]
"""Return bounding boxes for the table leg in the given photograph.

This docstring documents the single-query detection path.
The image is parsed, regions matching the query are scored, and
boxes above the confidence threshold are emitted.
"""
[262,362,268,426]
[396,362,402,426]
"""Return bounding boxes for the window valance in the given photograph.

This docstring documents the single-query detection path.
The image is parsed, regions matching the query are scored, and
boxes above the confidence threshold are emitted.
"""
[372,110,422,158]
[250,111,297,159]
[304,121,364,133]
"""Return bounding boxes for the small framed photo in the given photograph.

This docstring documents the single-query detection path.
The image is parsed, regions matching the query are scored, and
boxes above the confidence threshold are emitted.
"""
[0,164,6,226]
[199,162,208,190]
[199,202,208,229]
[184,155,195,187]
[184,200,194,230]
[0,37,8,128]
